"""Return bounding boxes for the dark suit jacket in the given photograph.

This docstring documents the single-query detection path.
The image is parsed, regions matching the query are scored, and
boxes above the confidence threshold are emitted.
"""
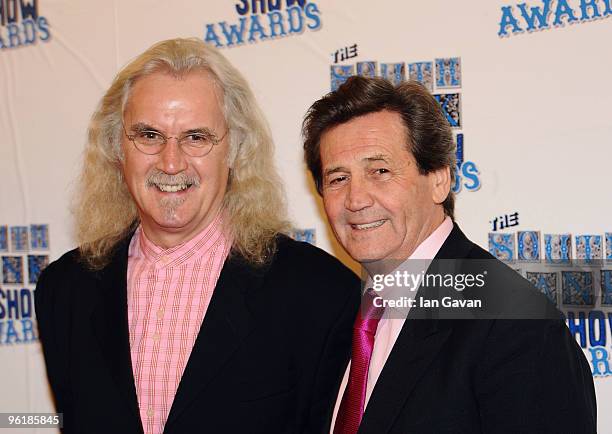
[357,224,597,434]
[35,234,360,434]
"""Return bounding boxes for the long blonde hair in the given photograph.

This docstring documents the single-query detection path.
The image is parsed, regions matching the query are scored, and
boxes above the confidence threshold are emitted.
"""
[74,38,289,269]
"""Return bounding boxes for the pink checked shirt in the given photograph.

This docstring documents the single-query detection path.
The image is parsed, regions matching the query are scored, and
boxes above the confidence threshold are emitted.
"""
[126,212,230,434]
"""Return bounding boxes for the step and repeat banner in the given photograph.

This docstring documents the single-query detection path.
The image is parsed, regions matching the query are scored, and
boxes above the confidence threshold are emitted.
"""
[1,0,610,432]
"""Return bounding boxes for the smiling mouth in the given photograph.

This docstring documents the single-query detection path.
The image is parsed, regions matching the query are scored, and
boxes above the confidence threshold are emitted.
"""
[147,171,200,193]
[351,220,386,230]
[154,183,192,193]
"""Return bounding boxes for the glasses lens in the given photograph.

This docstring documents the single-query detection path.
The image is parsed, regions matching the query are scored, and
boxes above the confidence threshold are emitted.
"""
[133,131,165,155]
[126,128,225,157]
[179,134,215,157]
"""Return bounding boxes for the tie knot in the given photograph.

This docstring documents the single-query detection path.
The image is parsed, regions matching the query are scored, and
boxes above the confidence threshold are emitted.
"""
[354,289,385,334]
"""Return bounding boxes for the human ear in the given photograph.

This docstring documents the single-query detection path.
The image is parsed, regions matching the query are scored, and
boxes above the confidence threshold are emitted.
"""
[431,166,451,204]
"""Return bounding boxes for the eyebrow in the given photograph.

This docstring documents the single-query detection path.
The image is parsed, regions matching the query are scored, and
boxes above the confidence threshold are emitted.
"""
[184,127,216,137]
[129,122,158,134]
[128,122,216,136]
[364,153,391,163]
[323,166,348,178]
[323,152,392,176]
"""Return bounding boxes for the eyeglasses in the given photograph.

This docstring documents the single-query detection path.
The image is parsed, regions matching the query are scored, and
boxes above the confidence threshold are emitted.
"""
[123,124,228,157]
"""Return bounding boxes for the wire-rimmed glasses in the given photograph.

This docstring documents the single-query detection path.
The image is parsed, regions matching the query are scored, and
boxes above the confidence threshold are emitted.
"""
[122,124,228,157]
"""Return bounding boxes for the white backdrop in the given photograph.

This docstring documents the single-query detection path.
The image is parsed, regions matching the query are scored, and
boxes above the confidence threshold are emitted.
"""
[1,1,610,432]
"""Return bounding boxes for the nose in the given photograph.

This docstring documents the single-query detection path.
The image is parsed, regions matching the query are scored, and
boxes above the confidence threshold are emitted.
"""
[344,176,374,212]
[158,138,188,174]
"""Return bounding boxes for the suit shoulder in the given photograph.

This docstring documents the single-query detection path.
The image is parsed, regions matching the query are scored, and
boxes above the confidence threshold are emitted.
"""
[275,235,358,281]
[451,232,561,319]
[34,249,85,337]
[272,235,360,308]
[272,235,361,324]
[464,240,496,260]
[39,248,88,283]
[35,247,94,306]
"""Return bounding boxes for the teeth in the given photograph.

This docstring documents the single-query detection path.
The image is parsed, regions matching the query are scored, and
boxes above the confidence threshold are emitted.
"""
[352,220,385,230]
[156,184,188,192]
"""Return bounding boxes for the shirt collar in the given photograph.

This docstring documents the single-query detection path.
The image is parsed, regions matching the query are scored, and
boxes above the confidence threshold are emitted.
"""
[129,211,228,268]
[408,216,454,260]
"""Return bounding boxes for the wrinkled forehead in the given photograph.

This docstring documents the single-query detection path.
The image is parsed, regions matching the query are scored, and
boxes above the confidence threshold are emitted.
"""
[320,114,413,169]
[322,143,392,164]
[122,69,225,116]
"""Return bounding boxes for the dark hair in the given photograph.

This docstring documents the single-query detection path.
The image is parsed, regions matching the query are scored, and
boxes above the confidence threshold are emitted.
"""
[302,76,456,219]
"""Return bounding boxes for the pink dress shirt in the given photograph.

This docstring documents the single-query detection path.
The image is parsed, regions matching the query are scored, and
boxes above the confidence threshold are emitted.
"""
[126,212,230,434]
[331,217,454,431]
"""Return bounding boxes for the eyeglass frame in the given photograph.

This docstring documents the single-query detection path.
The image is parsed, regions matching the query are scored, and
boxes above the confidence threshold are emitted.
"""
[122,123,229,157]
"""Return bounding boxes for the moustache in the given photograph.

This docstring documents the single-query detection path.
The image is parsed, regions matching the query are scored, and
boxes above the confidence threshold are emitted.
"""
[145,170,201,188]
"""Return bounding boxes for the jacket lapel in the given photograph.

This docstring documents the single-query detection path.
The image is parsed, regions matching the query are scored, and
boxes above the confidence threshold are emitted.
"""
[357,318,452,434]
[434,223,474,260]
[90,237,142,428]
[357,223,471,434]
[164,254,260,429]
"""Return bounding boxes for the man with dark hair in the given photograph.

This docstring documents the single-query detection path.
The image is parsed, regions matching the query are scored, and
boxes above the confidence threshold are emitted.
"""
[303,76,596,434]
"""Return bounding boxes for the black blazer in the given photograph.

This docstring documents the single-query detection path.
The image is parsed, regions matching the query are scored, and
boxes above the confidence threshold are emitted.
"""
[35,235,360,434]
[357,224,597,434]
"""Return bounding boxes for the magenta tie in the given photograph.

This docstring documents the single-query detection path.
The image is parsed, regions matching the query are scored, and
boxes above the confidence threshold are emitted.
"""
[334,290,385,434]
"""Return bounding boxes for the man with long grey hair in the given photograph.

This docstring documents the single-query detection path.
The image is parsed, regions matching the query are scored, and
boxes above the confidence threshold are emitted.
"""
[35,38,359,434]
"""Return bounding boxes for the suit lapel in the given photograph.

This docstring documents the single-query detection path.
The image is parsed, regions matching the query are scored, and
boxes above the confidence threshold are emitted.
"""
[164,254,260,429]
[90,237,142,427]
[357,318,452,434]
[357,223,472,434]
[434,223,474,260]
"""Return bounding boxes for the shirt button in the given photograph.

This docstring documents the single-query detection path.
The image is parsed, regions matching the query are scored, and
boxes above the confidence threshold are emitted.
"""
[160,255,170,265]
[152,333,160,342]
[157,309,164,319]
[147,407,154,418]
